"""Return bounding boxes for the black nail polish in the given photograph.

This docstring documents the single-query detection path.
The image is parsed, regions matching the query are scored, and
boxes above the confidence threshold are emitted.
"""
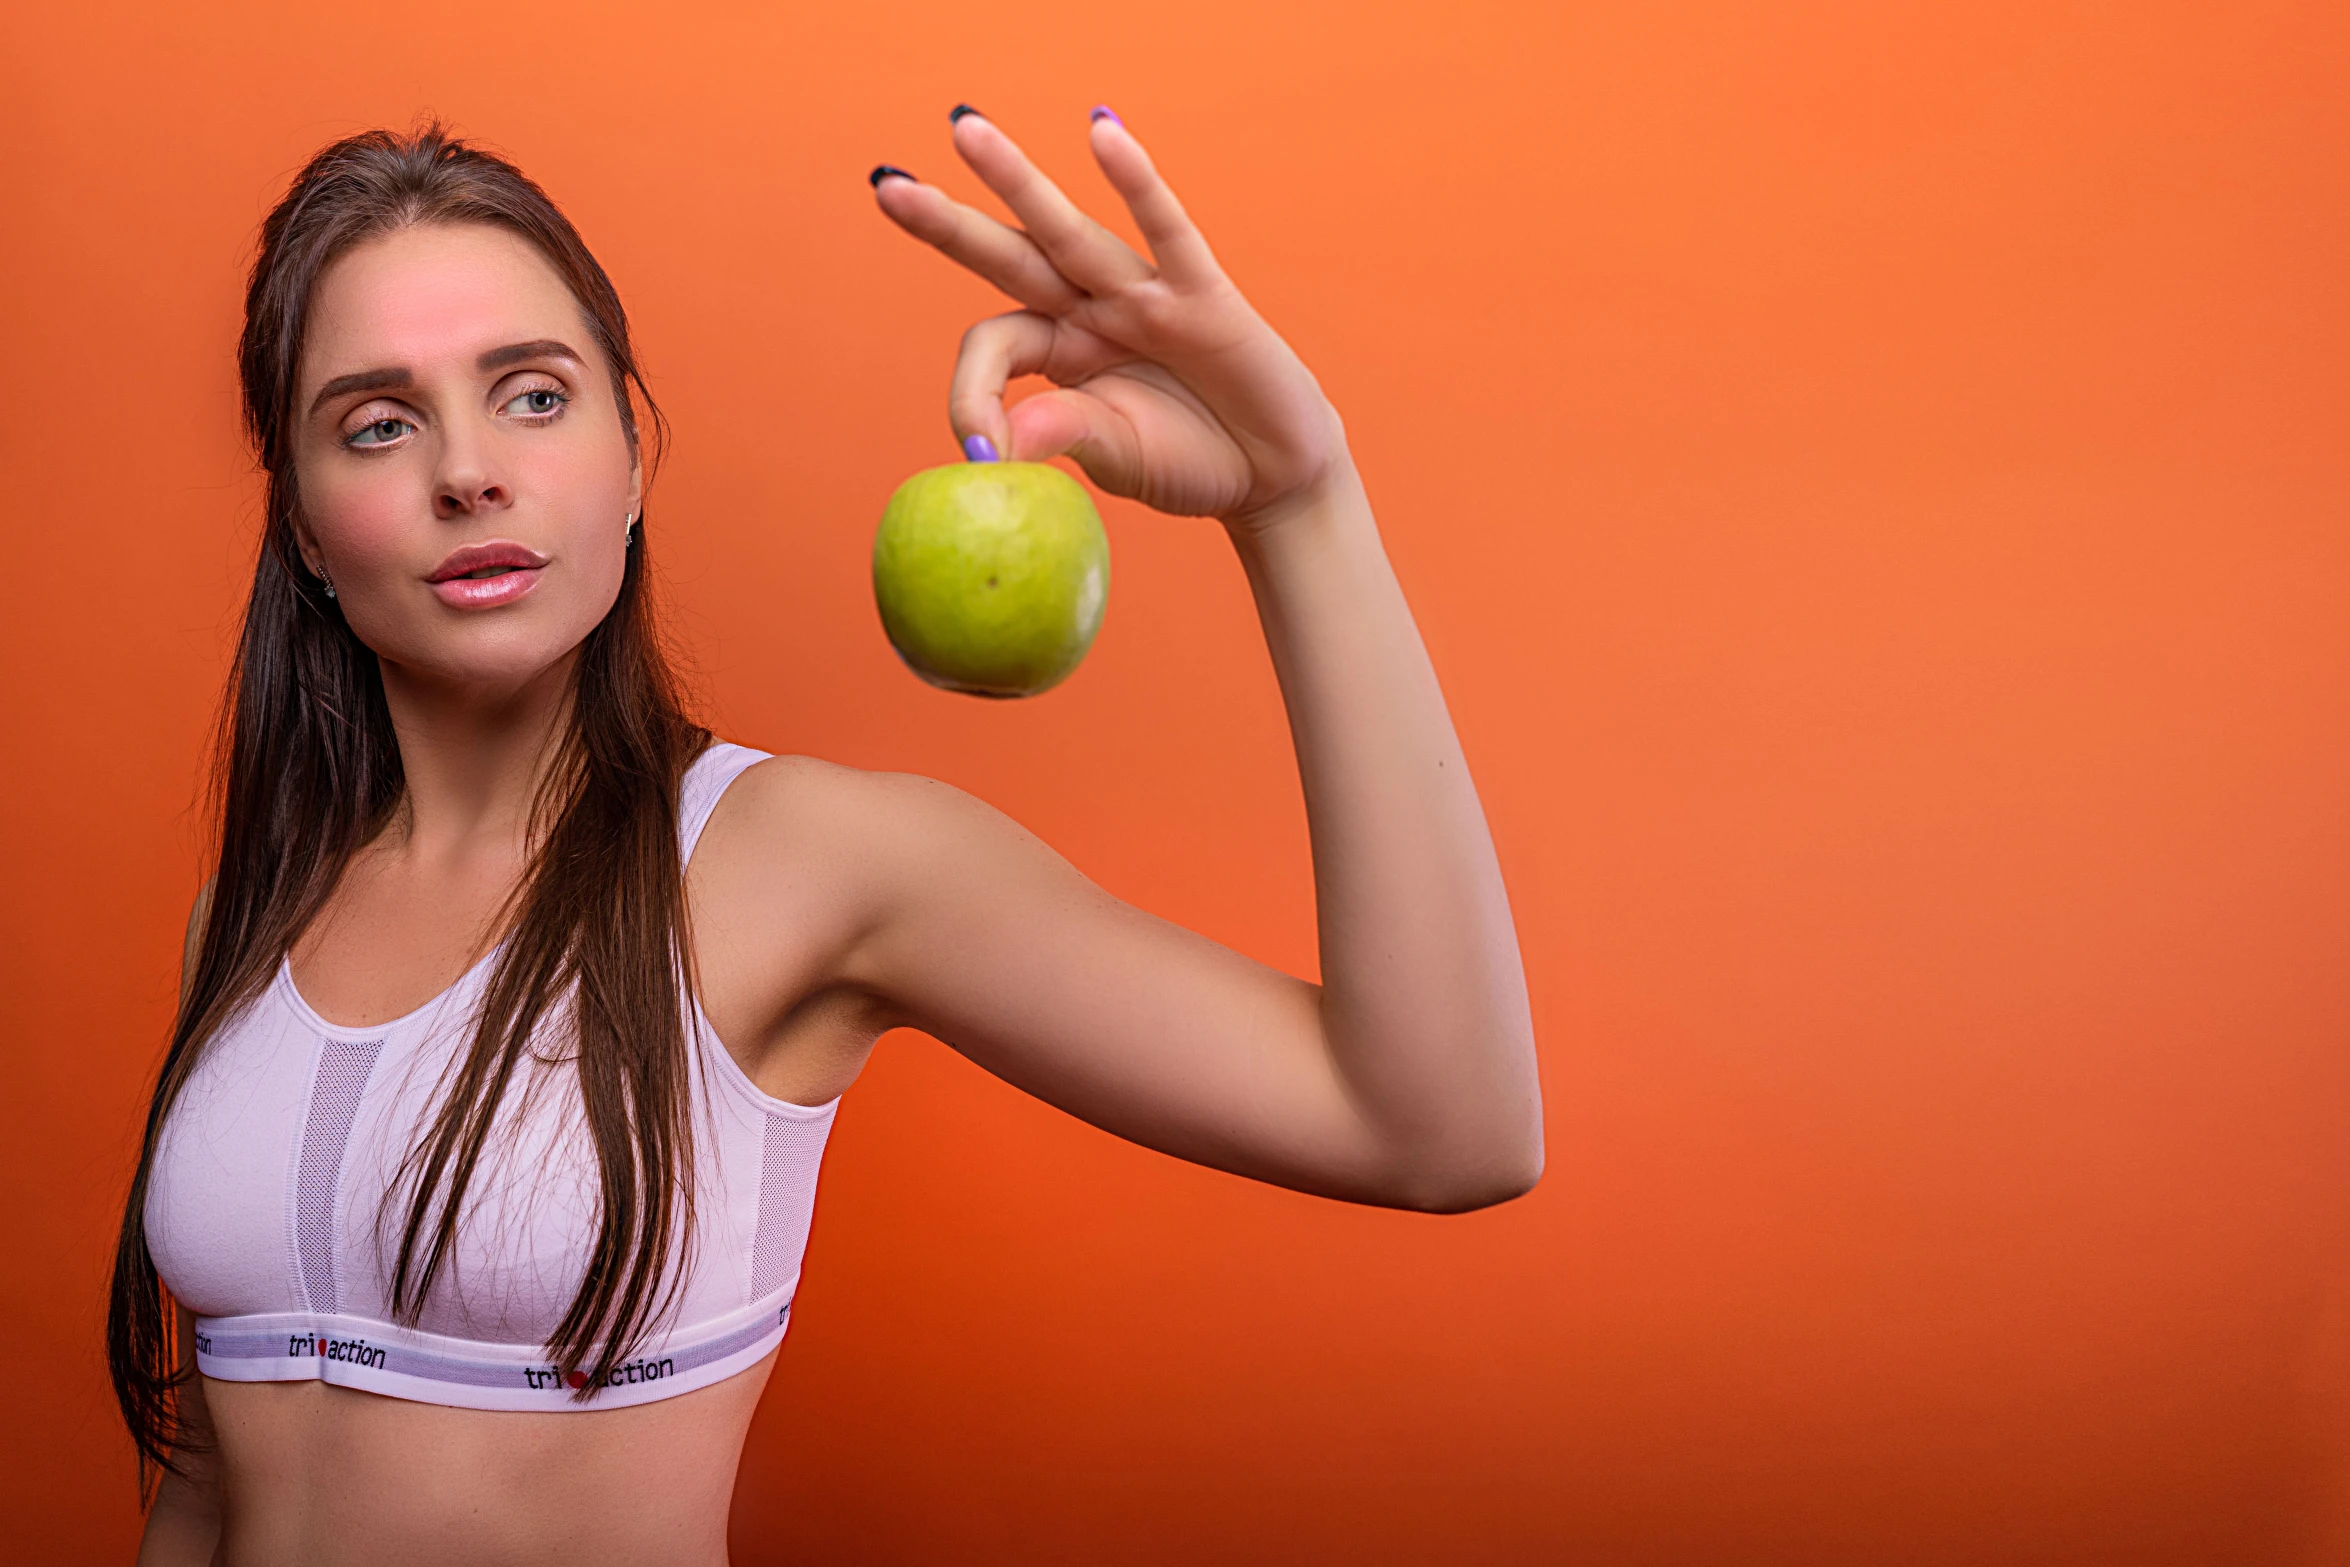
[949,104,983,124]
[868,164,915,188]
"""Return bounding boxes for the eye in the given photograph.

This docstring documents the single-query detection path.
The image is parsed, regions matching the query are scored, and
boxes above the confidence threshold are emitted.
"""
[505,387,568,418]
[345,416,414,448]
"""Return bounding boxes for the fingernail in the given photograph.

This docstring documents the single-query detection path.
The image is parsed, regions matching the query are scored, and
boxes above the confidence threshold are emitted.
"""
[1090,105,1123,126]
[868,164,915,188]
[963,433,1000,463]
[949,104,983,124]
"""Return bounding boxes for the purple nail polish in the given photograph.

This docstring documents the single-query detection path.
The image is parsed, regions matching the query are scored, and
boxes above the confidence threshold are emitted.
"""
[963,433,1000,463]
[1089,105,1123,127]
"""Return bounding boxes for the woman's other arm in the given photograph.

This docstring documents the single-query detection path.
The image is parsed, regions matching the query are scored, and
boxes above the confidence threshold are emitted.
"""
[135,1304,223,1565]
[138,883,223,1563]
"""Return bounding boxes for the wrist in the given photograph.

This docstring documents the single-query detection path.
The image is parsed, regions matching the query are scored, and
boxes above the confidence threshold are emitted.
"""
[1220,451,1368,553]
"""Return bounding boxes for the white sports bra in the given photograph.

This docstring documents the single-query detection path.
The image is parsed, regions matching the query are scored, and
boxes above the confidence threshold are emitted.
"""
[145,742,837,1411]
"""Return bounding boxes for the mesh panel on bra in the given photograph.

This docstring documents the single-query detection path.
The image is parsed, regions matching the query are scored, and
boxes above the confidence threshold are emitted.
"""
[749,1112,829,1299]
[290,1037,383,1316]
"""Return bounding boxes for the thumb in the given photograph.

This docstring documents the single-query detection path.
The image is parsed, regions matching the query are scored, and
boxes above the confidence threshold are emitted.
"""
[1003,387,1143,496]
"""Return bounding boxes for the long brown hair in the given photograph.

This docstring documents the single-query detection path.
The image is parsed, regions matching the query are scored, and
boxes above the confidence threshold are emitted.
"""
[107,124,710,1484]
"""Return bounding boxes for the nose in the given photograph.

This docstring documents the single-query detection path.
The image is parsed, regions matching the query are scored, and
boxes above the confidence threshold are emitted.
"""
[435,475,509,519]
[433,435,510,520]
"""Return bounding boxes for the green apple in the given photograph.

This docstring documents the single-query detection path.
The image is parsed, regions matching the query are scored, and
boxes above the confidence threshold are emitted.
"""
[872,461,1110,698]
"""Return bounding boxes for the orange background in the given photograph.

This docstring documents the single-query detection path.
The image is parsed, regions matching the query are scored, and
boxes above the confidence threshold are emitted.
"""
[4,1,2347,1560]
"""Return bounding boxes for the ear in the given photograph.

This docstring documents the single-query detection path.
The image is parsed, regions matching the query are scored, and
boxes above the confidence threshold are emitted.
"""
[289,509,328,579]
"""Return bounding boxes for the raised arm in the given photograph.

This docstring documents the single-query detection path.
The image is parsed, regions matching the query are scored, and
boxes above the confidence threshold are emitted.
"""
[698,110,1539,1211]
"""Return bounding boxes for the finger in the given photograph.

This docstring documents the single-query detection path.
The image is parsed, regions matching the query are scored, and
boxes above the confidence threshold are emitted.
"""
[950,111,1155,297]
[870,170,1085,314]
[947,311,1128,461]
[1085,110,1221,286]
[1004,386,1144,487]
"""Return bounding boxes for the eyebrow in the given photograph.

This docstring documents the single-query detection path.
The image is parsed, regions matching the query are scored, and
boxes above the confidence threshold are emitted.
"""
[308,366,410,416]
[477,339,584,373]
[305,341,585,417]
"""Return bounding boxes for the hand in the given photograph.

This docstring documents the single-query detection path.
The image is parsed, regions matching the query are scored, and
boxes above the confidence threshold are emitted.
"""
[873,108,1349,529]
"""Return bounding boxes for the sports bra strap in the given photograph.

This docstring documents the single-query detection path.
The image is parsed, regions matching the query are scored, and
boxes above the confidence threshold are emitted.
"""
[678,742,773,866]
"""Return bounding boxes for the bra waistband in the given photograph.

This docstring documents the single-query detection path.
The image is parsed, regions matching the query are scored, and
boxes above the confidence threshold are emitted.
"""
[191,1287,794,1412]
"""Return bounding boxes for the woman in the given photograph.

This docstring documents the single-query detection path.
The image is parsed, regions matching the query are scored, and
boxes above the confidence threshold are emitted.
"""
[115,108,1541,1563]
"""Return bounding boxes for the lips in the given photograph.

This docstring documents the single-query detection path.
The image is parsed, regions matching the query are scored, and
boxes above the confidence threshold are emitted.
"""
[427,540,549,610]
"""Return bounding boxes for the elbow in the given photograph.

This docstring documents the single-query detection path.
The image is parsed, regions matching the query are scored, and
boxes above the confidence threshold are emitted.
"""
[1382,1133,1545,1215]
[1346,1030,1546,1213]
[1420,1153,1544,1214]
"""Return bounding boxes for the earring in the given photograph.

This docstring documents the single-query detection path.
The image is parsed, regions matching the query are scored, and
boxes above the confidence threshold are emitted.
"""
[316,563,336,600]
[624,512,637,547]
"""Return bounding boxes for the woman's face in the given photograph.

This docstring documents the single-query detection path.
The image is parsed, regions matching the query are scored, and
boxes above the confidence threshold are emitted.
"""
[292,221,640,694]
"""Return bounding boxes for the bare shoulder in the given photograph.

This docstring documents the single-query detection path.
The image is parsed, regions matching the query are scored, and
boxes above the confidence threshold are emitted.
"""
[186,875,216,943]
[181,876,217,1000]
[687,754,1078,1082]
[698,752,1053,889]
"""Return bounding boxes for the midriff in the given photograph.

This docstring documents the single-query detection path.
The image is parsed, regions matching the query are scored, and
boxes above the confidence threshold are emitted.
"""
[200,1350,776,1566]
